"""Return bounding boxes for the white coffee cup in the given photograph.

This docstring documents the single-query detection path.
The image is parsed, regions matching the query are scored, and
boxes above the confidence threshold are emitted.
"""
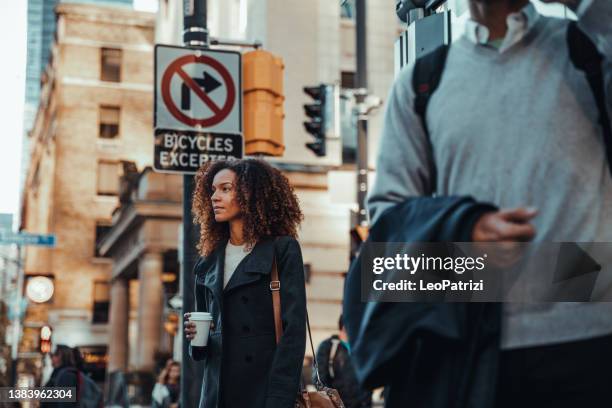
[190,312,213,347]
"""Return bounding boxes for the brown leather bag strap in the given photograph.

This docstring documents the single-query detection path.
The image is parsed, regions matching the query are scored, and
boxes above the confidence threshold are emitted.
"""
[271,256,283,344]
[270,253,325,388]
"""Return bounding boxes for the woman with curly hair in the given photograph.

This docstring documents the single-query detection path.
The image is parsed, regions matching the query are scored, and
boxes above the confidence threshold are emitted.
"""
[183,159,307,408]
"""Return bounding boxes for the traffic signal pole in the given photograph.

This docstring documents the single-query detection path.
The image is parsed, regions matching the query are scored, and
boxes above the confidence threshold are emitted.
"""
[181,2,207,408]
[349,0,379,260]
[355,0,368,228]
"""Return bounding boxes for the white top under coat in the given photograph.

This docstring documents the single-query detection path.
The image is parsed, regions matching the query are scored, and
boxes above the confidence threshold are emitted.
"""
[223,241,253,288]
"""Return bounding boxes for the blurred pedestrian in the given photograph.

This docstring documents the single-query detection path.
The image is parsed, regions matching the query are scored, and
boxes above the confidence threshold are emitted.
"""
[152,360,180,408]
[184,159,307,408]
[345,0,612,407]
[41,345,77,408]
[71,347,84,372]
[313,315,371,408]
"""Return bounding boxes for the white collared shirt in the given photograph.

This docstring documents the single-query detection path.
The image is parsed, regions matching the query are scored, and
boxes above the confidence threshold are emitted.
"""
[464,2,540,53]
[464,0,595,53]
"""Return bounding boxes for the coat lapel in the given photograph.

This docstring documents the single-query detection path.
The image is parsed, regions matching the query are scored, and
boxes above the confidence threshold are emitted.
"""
[202,243,226,305]
[223,238,276,294]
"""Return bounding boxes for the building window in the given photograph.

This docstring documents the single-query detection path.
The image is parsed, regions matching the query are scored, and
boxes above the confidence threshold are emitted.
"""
[94,222,112,257]
[99,106,120,139]
[101,48,122,82]
[92,281,110,324]
[97,161,120,196]
[341,0,355,19]
[341,71,356,89]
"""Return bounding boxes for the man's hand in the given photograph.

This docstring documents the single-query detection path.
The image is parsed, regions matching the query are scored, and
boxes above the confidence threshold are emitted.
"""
[472,207,538,242]
[472,207,537,268]
[538,0,580,10]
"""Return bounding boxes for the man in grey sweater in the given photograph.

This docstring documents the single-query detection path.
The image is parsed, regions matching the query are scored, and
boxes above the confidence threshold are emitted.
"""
[369,0,611,405]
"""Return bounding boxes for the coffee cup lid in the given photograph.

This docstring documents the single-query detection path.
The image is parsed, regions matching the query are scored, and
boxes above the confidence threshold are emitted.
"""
[190,312,212,321]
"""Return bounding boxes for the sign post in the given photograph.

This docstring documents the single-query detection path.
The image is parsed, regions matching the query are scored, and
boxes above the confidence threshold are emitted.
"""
[154,3,253,407]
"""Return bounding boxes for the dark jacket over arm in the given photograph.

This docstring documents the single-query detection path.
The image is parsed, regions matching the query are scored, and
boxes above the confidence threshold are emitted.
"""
[190,257,208,361]
[343,197,501,408]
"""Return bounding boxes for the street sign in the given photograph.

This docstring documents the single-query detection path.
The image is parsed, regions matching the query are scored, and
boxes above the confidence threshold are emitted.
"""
[154,129,244,174]
[155,45,242,134]
[154,44,244,174]
[0,232,56,247]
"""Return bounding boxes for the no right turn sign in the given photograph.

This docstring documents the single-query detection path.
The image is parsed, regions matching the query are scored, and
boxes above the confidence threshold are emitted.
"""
[153,44,244,174]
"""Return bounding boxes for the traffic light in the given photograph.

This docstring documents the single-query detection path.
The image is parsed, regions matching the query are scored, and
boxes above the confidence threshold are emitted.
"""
[303,85,326,157]
[40,325,52,354]
[243,49,285,156]
[303,84,340,157]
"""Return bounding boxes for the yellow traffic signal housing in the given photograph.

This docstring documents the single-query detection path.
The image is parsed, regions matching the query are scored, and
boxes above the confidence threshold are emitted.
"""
[243,50,285,156]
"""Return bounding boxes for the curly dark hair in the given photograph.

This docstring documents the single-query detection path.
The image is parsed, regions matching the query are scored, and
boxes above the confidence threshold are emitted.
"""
[192,159,303,256]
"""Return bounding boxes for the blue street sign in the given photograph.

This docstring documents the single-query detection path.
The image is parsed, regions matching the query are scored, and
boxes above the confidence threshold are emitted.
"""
[0,232,56,247]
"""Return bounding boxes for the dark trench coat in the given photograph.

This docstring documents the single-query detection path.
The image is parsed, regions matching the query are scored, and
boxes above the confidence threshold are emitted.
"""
[191,236,307,408]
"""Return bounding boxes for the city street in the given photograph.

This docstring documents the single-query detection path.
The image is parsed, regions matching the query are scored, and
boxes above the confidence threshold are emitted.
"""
[1,0,609,407]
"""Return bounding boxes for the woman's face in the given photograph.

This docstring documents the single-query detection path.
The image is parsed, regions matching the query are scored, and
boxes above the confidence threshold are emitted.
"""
[51,352,61,368]
[168,365,180,381]
[211,169,241,223]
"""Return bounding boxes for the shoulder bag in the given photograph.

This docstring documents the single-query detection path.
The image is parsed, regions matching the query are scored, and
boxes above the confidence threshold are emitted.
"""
[270,256,345,408]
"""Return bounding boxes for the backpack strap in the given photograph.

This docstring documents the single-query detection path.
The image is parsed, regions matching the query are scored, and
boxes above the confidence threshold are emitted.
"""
[412,45,450,190]
[328,338,340,380]
[567,21,612,178]
[413,45,450,131]
[76,370,83,403]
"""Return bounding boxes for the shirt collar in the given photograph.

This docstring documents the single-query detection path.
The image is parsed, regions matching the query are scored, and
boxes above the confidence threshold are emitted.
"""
[464,2,539,47]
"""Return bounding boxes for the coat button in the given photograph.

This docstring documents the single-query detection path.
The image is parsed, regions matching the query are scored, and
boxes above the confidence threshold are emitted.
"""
[241,295,248,304]
[245,355,253,363]
[242,325,250,334]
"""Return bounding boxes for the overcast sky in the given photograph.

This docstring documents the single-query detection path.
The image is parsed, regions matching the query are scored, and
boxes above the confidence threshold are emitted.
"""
[0,1,27,218]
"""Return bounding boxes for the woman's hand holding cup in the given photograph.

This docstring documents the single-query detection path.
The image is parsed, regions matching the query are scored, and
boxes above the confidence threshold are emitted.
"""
[184,312,197,340]
[184,312,214,345]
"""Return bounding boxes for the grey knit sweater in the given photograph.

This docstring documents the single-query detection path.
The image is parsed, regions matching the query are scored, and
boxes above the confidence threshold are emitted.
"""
[368,0,612,349]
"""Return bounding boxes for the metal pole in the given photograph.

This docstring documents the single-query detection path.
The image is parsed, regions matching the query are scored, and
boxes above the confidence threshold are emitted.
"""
[356,119,368,227]
[356,0,367,91]
[11,244,23,386]
[355,0,368,227]
[181,2,207,408]
[209,37,261,49]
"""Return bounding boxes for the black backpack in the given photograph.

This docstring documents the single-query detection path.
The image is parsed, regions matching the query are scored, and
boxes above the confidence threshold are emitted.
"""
[57,368,104,408]
[412,21,612,180]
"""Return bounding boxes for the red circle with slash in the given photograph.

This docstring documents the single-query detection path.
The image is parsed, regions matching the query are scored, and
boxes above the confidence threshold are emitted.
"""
[161,54,236,127]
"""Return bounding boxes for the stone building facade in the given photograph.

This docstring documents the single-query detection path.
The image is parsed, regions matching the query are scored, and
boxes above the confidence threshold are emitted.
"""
[20,2,155,384]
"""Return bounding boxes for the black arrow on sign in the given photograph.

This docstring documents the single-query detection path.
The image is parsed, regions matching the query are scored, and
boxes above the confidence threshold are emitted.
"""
[181,71,222,110]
